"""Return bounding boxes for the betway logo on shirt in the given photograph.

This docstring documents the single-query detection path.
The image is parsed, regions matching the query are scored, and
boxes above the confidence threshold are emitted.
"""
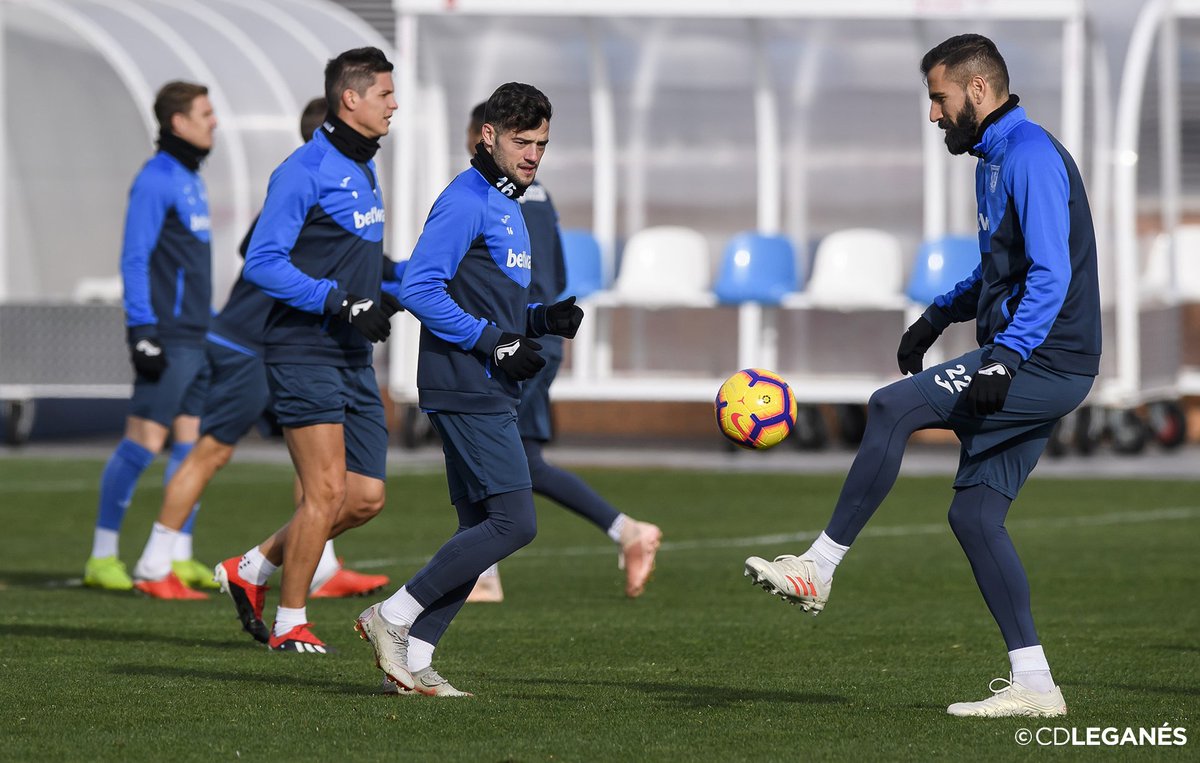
[190,213,211,232]
[354,206,385,229]
[507,248,531,269]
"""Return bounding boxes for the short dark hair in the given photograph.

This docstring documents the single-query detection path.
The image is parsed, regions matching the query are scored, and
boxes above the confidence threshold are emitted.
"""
[300,97,325,142]
[920,34,1009,97]
[154,81,208,131]
[324,46,394,114]
[483,83,551,134]
[469,101,487,132]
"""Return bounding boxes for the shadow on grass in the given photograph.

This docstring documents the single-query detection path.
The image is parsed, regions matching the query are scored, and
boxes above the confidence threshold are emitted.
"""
[0,622,249,650]
[0,570,84,588]
[505,676,846,708]
[114,663,380,696]
[1075,681,1200,698]
[1150,643,1200,654]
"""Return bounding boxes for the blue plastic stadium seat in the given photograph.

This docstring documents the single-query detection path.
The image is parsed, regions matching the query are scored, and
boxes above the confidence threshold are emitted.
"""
[560,229,605,300]
[713,232,800,305]
[906,235,979,305]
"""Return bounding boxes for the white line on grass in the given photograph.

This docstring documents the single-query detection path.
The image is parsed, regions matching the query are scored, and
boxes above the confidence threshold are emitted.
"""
[350,505,1200,569]
[25,506,1200,588]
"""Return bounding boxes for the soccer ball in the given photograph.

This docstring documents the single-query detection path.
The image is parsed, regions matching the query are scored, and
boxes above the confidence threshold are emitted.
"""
[714,368,798,450]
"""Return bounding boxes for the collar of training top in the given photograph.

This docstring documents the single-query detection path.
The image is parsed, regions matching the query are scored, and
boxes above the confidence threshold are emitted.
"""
[321,113,381,163]
[470,141,528,199]
[156,129,210,172]
[969,94,1022,159]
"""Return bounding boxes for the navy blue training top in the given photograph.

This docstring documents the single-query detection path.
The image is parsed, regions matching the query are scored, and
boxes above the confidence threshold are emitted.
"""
[518,182,566,359]
[923,105,1101,376]
[211,213,403,359]
[242,129,385,367]
[121,151,212,346]
[400,166,547,413]
[519,182,566,305]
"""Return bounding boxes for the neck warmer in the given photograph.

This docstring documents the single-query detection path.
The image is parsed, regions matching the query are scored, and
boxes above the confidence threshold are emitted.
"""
[321,112,380,163]
[470,141,527,199]
[157,129,209,172]
[969,94,1021,158]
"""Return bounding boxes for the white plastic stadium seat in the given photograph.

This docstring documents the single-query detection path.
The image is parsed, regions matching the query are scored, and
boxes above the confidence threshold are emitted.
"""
[72,276,123,304]
[609,225,716,307]
[784,227,908,309]
[1142,226,1200,303]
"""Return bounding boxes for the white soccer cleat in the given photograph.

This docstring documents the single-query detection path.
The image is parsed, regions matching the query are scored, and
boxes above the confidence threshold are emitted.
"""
[354,603,415,691]
[380,677,418,695]
[381,668,473,697]
[946,676,1067,718]
[411,666,473,697]
[743,553,830,614]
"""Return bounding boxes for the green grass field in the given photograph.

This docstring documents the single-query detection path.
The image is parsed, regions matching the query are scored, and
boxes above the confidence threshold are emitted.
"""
[1,456,1196,761]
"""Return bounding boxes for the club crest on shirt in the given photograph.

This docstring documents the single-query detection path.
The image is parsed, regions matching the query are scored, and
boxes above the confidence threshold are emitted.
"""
[989,164,1001,193]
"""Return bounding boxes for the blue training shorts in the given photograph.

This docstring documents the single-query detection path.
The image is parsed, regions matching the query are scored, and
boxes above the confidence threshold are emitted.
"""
[912,346,1094,498]
[199,342,270,446]
[266,363,388,480]
[130,343,210,427]
[516,335,564,442]
[428,410,531,504]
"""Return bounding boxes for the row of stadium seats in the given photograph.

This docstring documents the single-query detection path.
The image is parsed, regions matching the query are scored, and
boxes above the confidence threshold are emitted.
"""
[549,227,982,401]
[560,226,979,311]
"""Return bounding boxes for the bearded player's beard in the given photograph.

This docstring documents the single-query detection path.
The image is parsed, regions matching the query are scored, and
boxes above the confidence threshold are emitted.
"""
[941,98,979,156]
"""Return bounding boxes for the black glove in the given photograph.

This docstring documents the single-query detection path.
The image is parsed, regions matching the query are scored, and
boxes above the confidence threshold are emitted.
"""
[380,291,403,317]
[541,296,584,338]
[965,361,1014,415]
[335,293,391,342]
[129,336,167,381]
[896,317,940,375]
[493,332,545,381]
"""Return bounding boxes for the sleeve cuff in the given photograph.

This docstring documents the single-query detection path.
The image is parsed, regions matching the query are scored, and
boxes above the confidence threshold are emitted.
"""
[526,303,548,338]
[323,288,348,315]
[988,343,1024,371]
[126,324,158,342]
[472,324,504,356]
[921,306,951,334]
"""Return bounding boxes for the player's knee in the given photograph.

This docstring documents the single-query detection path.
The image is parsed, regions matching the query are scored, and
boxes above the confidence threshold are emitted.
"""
[866,386,902,425]
[204,440,235,470]
[946,500,981,542]
[507,519,537,551]
[349,489,386,523]
[495,510,537,549]
[305,475,346,512]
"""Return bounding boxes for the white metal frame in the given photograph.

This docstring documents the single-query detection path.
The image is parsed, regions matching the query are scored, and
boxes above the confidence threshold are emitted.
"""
[1108,0,1200,405]
[0,0,390,402]
[388,0,1091,404]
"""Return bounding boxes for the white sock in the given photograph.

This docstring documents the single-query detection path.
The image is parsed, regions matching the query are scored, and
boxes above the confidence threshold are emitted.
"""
[238,546,278,586]
[607,514,628,544]
[479,563,499,579]
[806,532,849,585]
[273,606,307,638]
[380,586,424,627]
[408,637,435,673]
[171,531,193,562]
[133,522,180,581]
[309,540,340,594]
[91,528,120,559]
[1010,645,1055,693]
